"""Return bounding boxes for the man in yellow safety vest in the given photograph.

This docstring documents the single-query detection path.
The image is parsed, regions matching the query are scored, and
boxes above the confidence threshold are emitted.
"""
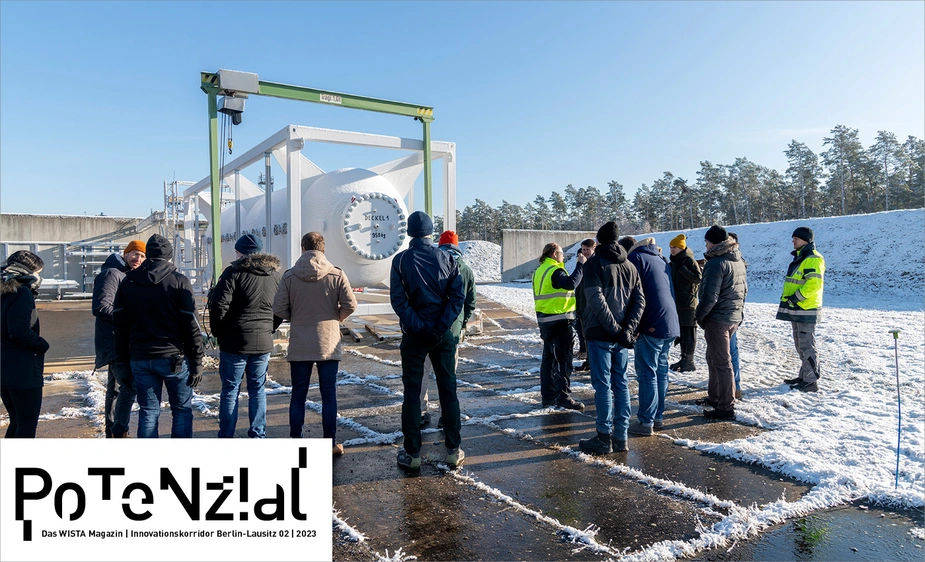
[776,226,825,393]
[533,242,586,410]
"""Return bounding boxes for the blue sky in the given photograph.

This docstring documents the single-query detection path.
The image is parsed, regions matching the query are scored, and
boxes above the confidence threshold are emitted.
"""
[1,1,922,218]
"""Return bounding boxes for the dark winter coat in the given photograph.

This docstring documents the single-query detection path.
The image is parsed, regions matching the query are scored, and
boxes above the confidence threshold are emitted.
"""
[627,239,680,340]
[390,237,465,338]
[439,244,477,335]
[92,253,130,368]
[695,240,748,327]
[208,253,282,355]
[580,243,645,343]
[113,258,204,373]
[1,271,49,389]
[669,246,701,327]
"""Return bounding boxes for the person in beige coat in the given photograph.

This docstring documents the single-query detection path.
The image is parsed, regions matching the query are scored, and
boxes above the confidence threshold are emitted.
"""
[273,232,357,455]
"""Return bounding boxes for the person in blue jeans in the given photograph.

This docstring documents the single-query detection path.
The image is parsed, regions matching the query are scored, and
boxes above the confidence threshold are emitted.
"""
[273,232,357,456]
[113,234,203,438]
[576,222,645,455]
[626,237,681,435]
[208,234,281,438]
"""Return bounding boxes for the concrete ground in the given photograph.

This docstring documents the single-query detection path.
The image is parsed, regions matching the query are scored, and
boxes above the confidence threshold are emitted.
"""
[3,299,922,561]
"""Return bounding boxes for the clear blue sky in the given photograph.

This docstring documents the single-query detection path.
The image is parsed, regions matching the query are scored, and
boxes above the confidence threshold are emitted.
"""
[1,1,923,218]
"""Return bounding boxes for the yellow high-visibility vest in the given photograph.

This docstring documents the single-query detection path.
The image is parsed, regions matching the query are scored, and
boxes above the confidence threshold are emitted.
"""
[532,258,576,323]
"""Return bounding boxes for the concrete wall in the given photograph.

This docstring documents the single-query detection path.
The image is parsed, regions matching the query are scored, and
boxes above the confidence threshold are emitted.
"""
[1,213,144,243]
[501,229,597,282]
[0,214,153,288]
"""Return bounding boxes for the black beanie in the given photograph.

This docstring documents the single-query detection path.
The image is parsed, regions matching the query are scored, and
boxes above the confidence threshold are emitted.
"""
[407,211,434,238]
[792,226,814,243]
[145,234,173,260]
[235,233,263,255]
[704,225,728,244]
[596,221,619,245]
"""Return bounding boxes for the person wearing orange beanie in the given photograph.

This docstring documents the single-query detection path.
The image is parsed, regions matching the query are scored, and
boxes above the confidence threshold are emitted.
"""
[668,233,700,373]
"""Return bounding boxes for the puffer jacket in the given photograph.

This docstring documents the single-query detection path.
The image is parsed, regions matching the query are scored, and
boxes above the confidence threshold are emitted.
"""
[627,239,680,340]
[273,251,357,361]
[669,246,702,327]
[390,238,464,338]
[580,243,645,343]
[209,253,282,354]
[695,240,748,326]
[1,269,49,389]
[92,253,129,368]
[113,258,204,372]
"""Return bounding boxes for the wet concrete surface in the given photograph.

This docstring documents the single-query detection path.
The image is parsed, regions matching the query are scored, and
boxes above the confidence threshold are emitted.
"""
[4,296,923,560]
[689,503,925,561]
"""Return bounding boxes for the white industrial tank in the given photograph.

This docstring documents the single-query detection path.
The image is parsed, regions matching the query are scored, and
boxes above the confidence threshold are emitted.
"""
[219,167,410,287]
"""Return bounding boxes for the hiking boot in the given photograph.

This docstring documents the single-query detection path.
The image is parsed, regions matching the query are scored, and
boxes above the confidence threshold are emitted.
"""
[333,443,345,457]
[420,412,432,427]
[578,432,612,454]
[628,421,654,436]
[703,408,735,420]
[653,419,664,430]
[783,377,801,385]
[671,361,696,372]
[445,448,465,469]
[734,389,743,400]
[611,438,628,452]
[556,397,585,411]
[694,397,718,408]
[790,380,819,393]
[397,449,421,470]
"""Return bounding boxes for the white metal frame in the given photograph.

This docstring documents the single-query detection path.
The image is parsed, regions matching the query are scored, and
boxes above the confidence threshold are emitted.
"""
[181,124,456,278]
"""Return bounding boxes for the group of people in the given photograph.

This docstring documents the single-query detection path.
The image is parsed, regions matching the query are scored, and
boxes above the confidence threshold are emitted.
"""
[532,222,825,454]
[1,215,823,471]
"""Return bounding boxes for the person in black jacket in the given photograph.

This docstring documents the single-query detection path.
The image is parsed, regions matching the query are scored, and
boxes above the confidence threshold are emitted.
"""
[574,238,596,373]
[576,222,645,455]
[390,211,465,470]
[113,234,203,438]
[93,240,146,438]
[1,251,49,438]
[208,234,281,438]
[668,234,702,372]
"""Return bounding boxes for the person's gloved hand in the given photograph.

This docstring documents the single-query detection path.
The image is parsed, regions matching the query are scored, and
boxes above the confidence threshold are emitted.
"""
[187,366,202,388]
[616,328,636,349]
[673,336,681,347]
[418,331,441,348]
[118,361,134,393]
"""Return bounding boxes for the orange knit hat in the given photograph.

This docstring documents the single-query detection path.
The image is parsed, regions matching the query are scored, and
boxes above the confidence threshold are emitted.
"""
[439,230,459,247]
[669,234,686,249]
[123,240,146,255]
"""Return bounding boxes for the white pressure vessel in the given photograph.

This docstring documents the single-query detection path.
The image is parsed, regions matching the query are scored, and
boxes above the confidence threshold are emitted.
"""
[219,167,410,287]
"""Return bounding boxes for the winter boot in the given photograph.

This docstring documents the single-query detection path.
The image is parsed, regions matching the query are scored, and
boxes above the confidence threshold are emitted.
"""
[445,448,465,469]
[578,432,612,454]
[611,437,629,452]
[397,449,421,470]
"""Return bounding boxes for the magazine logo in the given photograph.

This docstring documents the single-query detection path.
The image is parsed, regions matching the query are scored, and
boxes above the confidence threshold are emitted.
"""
[16,447,311,541]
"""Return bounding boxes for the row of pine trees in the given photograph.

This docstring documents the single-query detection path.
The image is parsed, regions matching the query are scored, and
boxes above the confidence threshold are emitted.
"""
[451,126,924,244]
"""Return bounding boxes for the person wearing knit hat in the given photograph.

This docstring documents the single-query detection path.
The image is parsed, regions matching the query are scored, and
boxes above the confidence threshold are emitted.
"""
[777,226,825,393]
[575,221,645,455]
[390,212,466,470]
[92,241,146,437]
[669,234,702,373]
[694,224,747,419]
[418,230,477,428]
[210,231,282,441]
[112,232,203,438]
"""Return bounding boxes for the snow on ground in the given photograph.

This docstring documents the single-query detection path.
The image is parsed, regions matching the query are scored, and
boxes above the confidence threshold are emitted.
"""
[475,209,925,509]
[459,240,501,282]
